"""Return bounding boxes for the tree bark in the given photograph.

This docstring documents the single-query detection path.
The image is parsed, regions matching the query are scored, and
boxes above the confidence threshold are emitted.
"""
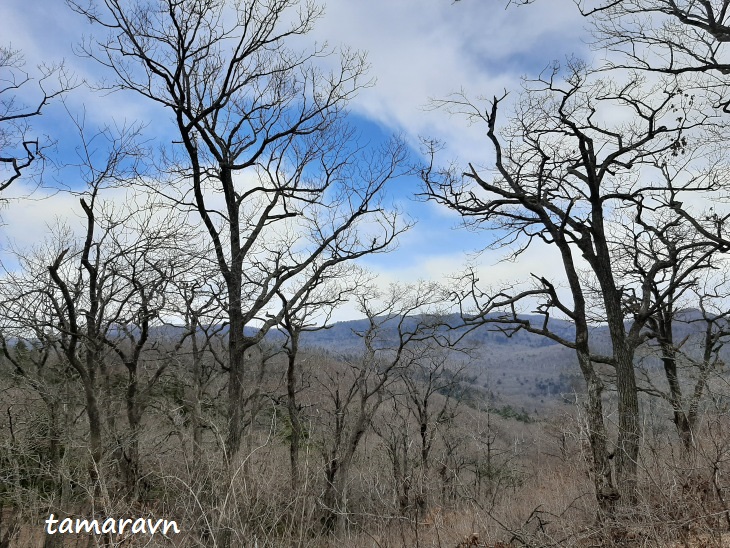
[286,334,303,491]
[580,353,619,516]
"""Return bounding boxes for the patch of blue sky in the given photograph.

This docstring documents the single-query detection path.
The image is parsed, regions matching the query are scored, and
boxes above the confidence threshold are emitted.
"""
[1,0,591,308]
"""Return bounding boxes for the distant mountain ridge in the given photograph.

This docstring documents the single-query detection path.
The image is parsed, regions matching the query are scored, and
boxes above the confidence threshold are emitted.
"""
[293,312,576,350]
[150,308,720,354]
[91,309,730,414]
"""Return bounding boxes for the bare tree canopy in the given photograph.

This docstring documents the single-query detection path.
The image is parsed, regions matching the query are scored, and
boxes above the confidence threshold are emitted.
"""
[65,1,411,483]
[424,59,729,508]
[0,45,71,196]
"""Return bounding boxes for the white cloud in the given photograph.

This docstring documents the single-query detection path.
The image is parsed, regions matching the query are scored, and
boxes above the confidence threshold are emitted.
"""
[0,0,601,320]
[310,0,588,160]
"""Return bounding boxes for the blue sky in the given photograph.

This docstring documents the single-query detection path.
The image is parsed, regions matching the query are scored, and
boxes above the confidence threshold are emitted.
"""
[1,0,590,320]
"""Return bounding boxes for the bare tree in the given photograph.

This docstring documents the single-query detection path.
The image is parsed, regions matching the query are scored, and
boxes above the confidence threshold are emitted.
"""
[43,122,146,493]
[579,0,730,80]
[68,0,410,469]
[424,60,723,507]
[404,347,464,510]
[0,45,70,196]
[155,255,230,546]
[0,245,75,513]
[95,208,193,499]
[373,345,464,518]
[163,256,227,469]
[641,272,730,455]
[571,0,730,254]
[276,264,367,491]
[315,282,450,534]
[28,115,190,505]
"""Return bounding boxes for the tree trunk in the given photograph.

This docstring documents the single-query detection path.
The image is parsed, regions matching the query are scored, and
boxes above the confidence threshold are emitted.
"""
[322,405,372,533]
[287,337,303,491]
[322,458,340,533]
[579,353,619,517]
[191,350,204,467]
[83,379,104,491]
[660,347,694,455]
[613,342,640,502]
[226,306,245,461]
[124,371,141,501]
[595,249,641,503]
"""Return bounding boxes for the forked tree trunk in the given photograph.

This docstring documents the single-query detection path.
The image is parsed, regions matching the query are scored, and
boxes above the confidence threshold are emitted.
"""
[579,353,619,517]
[660,348,696,456]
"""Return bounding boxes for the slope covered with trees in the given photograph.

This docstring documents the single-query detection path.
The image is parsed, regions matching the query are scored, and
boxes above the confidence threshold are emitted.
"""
[3,0,730,546]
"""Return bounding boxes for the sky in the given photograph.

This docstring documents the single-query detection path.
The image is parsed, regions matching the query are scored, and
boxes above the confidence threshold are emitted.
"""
[0,0,592,321]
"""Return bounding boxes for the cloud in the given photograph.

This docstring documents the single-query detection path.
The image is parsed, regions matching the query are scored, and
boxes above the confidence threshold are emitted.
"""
[310,0,589,160]
[0,0,595,320]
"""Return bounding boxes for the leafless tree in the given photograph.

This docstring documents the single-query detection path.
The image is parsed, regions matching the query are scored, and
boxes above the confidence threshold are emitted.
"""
[163,256,228,469]
[154,255,230,545]
[373,345,464,519]
[0,245,74,511]
[315,282,450,534]
[43,122,144,494]
[276,264,368,491]
[639,270,730,455]
[0,45,71,197]
[578,1,730,80]
[68,0,411,471]
[571,0,730,254]
[31,116,190,504]
[94,210,193,499]
[423,60,724,508]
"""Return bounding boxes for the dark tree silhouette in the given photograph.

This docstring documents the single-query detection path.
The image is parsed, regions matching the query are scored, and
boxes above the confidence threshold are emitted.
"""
[424,60,724,508]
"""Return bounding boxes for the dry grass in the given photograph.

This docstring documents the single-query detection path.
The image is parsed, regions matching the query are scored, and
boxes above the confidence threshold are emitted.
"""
[5,370,730,547]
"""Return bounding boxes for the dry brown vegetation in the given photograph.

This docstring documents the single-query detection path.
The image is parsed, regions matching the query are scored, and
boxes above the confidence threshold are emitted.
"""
[5,0,730,546]
[4,339,730,547]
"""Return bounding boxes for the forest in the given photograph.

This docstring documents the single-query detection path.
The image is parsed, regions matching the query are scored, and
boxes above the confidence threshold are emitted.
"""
[4,0,730,546]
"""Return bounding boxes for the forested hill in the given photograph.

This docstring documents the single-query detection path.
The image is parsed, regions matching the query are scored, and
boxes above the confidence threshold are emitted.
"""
[152,309,719,361]
[290,312,574,349]
[292,308,721,353]
[145,309,726,414]
[290,309,730,414]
